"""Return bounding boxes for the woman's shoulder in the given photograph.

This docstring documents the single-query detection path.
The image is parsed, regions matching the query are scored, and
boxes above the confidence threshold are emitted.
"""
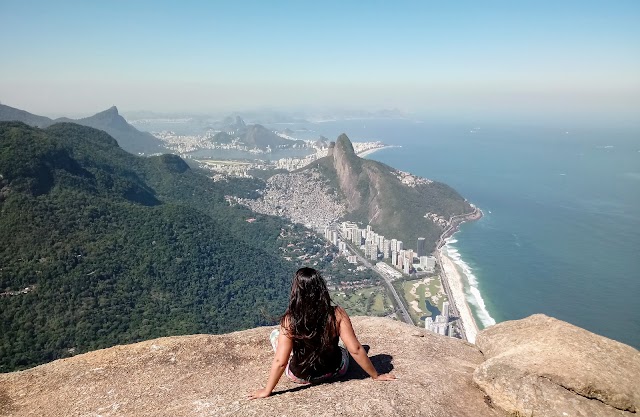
[280,313,292,335]
[334,305,348,320]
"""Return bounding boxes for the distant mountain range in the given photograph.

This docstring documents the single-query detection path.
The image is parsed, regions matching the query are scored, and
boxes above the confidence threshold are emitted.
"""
[0,104,166,154]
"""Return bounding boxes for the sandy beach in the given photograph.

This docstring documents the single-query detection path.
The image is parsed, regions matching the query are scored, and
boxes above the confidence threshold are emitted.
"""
[438,249,479,343]
[357,145,397,158]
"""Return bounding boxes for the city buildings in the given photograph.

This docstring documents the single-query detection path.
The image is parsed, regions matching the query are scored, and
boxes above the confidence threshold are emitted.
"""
[419,256,436,272]
[425,314,449,335]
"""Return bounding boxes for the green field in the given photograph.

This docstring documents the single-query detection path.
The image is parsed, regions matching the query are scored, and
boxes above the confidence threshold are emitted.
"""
[395,277,449,326]
[331,286,393,317]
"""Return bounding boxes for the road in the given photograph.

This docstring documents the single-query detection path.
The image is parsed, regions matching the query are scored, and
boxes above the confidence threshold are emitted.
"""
[340,236,414,325]
[434,250,467,341]
[432,208,482,342]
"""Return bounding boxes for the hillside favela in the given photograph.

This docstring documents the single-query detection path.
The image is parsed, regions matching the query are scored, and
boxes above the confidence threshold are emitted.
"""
[1,2,639,417]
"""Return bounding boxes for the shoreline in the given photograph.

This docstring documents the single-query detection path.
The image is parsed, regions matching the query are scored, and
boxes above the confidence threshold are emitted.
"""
[435,207,483,343]
[438,247,479,343]
[357,145,399,158]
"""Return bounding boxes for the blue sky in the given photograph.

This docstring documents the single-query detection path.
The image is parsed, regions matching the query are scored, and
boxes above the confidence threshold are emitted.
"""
[1,0,639,122]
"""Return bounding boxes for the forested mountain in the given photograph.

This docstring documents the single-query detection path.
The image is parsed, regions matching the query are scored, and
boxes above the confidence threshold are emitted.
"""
[306,135,473,250]
[0,122,296,372]
[0,104,165,154]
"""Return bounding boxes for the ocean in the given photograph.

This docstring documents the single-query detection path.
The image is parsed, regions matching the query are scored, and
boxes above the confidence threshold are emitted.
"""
[277,119,640,348]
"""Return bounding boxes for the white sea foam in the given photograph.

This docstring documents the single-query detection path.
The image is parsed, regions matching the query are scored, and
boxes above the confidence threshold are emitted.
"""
[443,238,496,328]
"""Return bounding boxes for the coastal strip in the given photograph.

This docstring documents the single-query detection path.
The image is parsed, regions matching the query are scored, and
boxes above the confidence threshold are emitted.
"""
[435,207,483,343]
[438,248,479,343]
[357,145,400,158]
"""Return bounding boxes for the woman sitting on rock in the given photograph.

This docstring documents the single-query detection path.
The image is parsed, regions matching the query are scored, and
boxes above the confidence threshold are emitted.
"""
[249,267,396,399]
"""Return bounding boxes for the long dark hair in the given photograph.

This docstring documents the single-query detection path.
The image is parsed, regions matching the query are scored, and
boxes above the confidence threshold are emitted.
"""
[281,267,337,372]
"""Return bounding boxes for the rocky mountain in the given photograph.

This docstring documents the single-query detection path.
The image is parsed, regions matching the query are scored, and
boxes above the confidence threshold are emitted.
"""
[309,134,473,250]
[221,115,247,132]
[0,104,165,154]
[211,117,306,150]
[1,314,636,417]
[0,121,296,372]
[0,104,52,128]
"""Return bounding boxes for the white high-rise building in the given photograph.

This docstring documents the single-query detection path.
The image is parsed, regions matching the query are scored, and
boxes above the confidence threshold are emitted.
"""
[442,301,450,321]
[403,260,411,274]
[382,239,391,259]
[425,316,433,331]
[434,315,448,335]
[397,240,404,251]
[405,249,414,265]
[351,228,362,245]
[365,242,377,260]
[426,314,449,336]
[390,239,398,252]
[420,256,436,271]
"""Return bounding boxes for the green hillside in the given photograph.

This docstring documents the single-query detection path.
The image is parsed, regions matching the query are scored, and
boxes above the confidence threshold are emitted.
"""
[310,134,471,251]
[0,122,295,372]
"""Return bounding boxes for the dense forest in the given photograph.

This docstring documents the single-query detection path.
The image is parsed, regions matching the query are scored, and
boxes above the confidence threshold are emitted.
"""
[0,122,298,372]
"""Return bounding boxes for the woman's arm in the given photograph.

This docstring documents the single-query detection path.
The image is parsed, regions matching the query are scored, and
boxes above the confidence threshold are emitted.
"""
[249,325,293,399]
[336,306,396,381]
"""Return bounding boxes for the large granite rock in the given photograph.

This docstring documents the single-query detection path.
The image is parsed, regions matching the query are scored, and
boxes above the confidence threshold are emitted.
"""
[3,314,637,417]
[474,314,640,417]
[0,317,503,417]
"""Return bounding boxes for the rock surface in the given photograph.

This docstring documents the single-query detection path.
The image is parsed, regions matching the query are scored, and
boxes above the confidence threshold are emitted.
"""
[2,314,638,417]
[333,134,365,213]
[474,314,640,417]
[0,317,503,417]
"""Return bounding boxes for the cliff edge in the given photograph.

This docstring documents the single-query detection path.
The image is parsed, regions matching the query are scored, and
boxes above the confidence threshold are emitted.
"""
[1,315,638,417]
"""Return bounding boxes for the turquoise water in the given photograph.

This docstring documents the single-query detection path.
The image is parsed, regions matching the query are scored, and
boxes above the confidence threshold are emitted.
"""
[292,119,640,348]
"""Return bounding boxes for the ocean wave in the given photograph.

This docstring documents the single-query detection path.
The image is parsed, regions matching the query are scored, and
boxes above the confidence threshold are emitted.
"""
[444,240,496,328]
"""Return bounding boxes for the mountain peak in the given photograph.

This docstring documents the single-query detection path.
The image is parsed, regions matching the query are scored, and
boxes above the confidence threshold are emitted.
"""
[99,106,119,116]
[222,115,246,131]
[335,133,355,155]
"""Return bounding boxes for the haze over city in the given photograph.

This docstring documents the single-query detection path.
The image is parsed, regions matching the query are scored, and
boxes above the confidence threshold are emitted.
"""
[1,0,639,125]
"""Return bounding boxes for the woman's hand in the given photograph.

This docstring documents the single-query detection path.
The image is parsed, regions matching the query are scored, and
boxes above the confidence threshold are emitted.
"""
[373,373,397,381]
[248,388,271,400]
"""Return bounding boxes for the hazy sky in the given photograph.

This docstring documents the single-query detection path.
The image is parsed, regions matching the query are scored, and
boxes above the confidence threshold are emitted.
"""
[1,0,639,122]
